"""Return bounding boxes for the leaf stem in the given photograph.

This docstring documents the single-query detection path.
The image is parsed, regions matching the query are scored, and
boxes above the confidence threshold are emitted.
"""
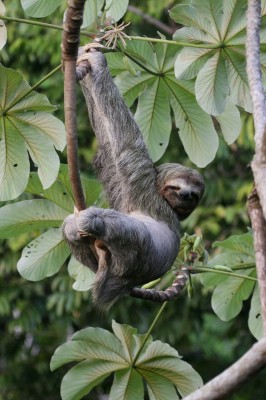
[0,15,93,37]
[231,263,256,270]
[191,266,257,282]
[129,35,220,49]
[4,64,62,113]
[132,302,168,365]
[0,15,221,49]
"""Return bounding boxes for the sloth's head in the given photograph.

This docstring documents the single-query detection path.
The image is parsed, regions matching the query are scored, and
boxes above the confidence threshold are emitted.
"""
[156,163,205,220]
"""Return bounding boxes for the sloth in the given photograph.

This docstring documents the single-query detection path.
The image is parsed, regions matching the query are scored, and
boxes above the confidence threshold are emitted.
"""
[63,47,205,310]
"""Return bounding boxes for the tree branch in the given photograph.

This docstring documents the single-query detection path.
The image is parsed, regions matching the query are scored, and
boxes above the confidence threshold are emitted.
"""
[246,0,266,334]
[62,0,86,211]
[183,338,266,400]
[246,0,266,220]
[127,5,175,36]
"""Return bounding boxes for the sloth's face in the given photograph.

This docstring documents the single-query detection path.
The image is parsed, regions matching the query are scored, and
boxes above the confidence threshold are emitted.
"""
[159,174,205,220]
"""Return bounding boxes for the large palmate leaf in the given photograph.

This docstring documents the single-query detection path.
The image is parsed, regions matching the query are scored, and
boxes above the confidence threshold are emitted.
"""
[201,232,257,323]
[170,0,266,115]
[0,66,65,200]
[114,40,218,166]
[0,1,7,50]
[51,321,202,400]
[21,0,62,18]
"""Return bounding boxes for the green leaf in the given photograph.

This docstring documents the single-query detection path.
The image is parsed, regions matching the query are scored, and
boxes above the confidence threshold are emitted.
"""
[135,78,171,162]
[137,341,180,364]
[248,284,264,340]
[115,71,152,107]
[26,165,102,213]
[210,233,256,322]
[213,232,254,255]
[26,171,74,213]
[137,340,202,396]
[154,40,178,72]
[138,351,202,397]
[195,51,229,115]
[0,1,7,50]
[9,114,62,189]
[0,66,66,200]
[174,47,214,80]
[123,41,158,73]
[52,322,202,399]
[106,52,130,76]
[72,327,126,360]
[82,176,103,207]
[143,370,180,400]
[110,368,144,400]
[222,0,247,42]
[132,334,153,361]
[0,199,68,238]
[225,49,253,112]
[211,269,256,321]
[112,321,137,362]
[105,0,129,22]
[0,118,30,200]
[61,359,124,400]
[68,256,95,291]
[169,4,216,39]
[51,339,126,371]
[21,0,62,18]
[215,100,241,144]
[17,228,69,281]
[170,0,263,119]
[201,232,255,288]
[166,76,218,167]
[82,0,104,28]
[173,26,215,44]
[192,0,223,37]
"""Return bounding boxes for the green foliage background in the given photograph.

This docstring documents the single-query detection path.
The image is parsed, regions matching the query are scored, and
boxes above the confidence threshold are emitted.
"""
[0,1,265,399]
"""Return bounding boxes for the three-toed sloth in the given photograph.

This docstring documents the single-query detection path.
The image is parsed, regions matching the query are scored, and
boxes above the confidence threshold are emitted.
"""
[63,48,205,310]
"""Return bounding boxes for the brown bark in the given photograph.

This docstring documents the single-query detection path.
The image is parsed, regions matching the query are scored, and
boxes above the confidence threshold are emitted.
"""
[246,0,266,335]
[62,0,86,211]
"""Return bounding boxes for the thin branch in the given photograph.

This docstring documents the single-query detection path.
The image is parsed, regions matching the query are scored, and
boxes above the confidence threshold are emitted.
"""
[246,0,266,334]
[62,0,86,212]
[127,5,175,36]
[183,338,266,400]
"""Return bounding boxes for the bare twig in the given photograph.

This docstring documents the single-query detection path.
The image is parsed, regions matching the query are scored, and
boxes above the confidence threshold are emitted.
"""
[62,0,86,211]
[246,0,266,334]
[183,338,266,400]
[127,5,175,36]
